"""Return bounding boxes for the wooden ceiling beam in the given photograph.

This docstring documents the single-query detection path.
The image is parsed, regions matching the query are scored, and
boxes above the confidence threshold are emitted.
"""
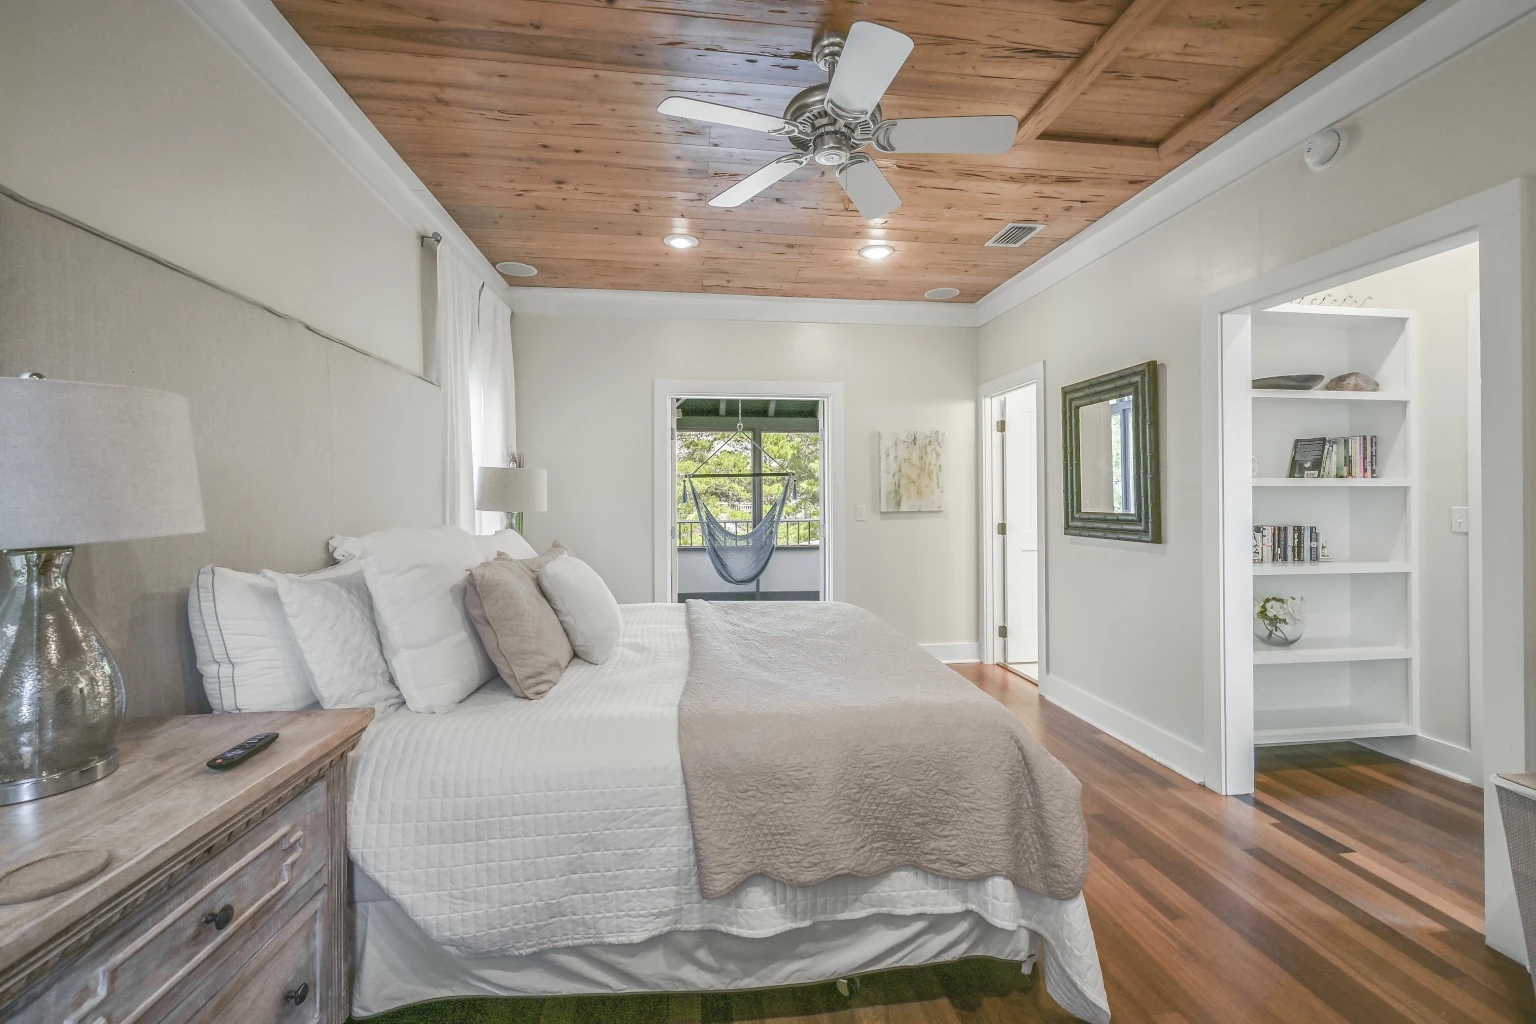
[1015,0,1176,144]
[1157,0,1394,158]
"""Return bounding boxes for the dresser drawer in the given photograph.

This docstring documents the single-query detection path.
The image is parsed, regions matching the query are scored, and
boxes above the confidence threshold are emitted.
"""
[12,780,329,1024]
[182,890,325,1024]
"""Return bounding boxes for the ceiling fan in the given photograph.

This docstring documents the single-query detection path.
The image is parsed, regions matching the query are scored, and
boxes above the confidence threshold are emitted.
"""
[658,22,1018,222]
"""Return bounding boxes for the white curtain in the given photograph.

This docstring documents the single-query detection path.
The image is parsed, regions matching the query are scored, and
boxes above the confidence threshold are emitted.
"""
[436,244,516,533]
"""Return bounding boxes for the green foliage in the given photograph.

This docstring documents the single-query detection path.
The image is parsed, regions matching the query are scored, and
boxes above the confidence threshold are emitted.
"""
[676,430,820,545]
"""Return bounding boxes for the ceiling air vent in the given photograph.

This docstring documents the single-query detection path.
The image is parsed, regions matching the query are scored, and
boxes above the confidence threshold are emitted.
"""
[984,222,1045,248]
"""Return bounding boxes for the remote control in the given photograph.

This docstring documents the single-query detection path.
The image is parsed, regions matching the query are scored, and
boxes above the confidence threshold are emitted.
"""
[207,733,279,771]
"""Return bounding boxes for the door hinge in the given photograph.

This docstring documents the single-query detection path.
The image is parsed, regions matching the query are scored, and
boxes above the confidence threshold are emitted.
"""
[996,522,1006,535]
[996,419,1006,432]
[998,625,1008,639]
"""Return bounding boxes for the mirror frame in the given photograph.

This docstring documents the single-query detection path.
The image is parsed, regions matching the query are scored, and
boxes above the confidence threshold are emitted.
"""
[1062,360,1161,543]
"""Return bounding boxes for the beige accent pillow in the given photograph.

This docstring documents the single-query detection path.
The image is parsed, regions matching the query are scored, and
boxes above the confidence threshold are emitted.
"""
[465,543,573,699]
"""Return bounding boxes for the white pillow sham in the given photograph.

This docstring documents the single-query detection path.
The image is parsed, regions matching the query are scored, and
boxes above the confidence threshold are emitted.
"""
[264,571,403,713]
[476,528,538,561]
[538,554,621,664]
[355,525,495,713]
[188,561,357,713]
[330,526,537,563]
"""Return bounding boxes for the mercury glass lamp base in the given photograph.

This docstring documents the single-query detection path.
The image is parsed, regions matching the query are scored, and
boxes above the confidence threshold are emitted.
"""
[0,749,118,806]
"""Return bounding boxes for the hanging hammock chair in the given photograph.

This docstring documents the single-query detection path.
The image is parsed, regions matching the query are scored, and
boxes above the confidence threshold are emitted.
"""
[683,403,798,587]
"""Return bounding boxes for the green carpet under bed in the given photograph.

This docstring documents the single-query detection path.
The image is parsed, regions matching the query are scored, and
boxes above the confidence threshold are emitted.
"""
[351,957,1037,1022]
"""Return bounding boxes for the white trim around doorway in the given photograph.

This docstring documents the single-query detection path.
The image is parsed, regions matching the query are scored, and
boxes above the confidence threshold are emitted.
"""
[1199,178,1528,962]
[652,379,845,605]
[978,363,1048,672]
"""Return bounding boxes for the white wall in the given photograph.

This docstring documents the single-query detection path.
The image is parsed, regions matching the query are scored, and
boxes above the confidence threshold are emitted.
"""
[1302,246,1480,779]
[978,16,1536,775]
[0,0,426,373]
[513,314,978,650]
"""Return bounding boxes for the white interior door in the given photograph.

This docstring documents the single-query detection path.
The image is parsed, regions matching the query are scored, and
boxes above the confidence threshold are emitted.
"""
[1003,384,1039,665]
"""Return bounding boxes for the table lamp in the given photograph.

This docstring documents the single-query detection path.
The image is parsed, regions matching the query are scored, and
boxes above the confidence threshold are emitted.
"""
[0,375,204,805]
[476,465,547,535]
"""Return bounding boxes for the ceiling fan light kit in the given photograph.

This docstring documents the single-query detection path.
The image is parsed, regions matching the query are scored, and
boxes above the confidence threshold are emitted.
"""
[659,21,1018,222]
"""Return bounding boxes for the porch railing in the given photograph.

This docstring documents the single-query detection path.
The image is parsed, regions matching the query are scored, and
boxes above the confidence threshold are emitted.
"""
[676,518,820,548]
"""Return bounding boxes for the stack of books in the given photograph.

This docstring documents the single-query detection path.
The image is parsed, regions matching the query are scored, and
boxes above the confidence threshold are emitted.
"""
[1253,525,1321,563]
[1288,435,1377,478]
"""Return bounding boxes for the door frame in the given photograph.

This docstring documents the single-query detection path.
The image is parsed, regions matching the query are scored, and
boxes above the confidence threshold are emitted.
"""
[1200,179,1527,960]
[978,362,1048,670]
[652,379,844,604]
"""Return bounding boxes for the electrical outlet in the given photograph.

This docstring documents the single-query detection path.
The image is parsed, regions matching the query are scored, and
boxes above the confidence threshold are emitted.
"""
[855,504,868,521]
[1451,506,1469,534]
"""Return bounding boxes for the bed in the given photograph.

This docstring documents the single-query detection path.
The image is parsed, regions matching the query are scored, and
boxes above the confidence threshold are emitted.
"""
[345,603,1110,1022]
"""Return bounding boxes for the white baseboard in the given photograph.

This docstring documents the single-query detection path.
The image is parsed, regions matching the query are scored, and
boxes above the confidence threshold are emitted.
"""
[1354,734,1477,785]
[922,642,980,664]
[1039,673,1205,784]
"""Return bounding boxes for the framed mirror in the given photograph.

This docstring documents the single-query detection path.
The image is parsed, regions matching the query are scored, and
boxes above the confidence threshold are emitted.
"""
[1062,361,1161,543]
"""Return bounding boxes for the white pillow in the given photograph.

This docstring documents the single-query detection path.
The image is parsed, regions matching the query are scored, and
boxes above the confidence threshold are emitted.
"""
[264,571,403,713]
[537,554,621,664]
[355,526,495,712]
[476,528,537,561]
[188,561,357,713]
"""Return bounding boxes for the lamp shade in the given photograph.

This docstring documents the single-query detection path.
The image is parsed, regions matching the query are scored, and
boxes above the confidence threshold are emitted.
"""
[0,376,205,549]
[476,466,547,513]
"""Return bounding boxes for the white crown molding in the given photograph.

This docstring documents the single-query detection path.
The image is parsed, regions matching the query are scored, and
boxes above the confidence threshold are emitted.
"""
[974,0,1536,326]
[179,0,514,302]
[506,286,978,328]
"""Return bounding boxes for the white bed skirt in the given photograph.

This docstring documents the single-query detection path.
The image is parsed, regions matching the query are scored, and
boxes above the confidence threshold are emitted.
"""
[352,899,1108,1023]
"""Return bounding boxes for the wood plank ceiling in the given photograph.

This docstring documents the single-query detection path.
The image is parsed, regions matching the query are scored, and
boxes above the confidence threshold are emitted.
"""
[274,0,1425,303]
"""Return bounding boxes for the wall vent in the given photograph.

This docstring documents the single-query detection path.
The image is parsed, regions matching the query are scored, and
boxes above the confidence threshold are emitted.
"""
[984,222,1045,248]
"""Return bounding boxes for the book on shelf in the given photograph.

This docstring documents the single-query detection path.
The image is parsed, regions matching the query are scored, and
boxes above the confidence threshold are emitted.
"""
[1251,524,1322,564]
[1291,435,1378,479]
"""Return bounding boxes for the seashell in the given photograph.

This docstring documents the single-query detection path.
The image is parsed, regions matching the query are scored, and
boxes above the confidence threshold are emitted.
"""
[1323,372,1380,392]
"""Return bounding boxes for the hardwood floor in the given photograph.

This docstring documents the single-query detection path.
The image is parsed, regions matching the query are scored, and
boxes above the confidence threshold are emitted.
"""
[960,663,1534,1023]
[361,665,1535,1023]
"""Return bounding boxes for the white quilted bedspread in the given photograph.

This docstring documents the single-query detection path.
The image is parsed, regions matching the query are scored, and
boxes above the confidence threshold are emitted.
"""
[348,604,1109,1022]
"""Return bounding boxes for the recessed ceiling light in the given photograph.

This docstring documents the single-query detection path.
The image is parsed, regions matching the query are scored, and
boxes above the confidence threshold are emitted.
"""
[664,233,699,249]
[495,261,538,277]
[924,287,961,300]
[859,244,895,261]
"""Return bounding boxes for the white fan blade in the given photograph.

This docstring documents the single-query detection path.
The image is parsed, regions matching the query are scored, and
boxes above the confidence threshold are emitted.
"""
[826,22,913,118]
[873,115,1018,154]
[838,156,902,221]
[658,96,794,136]
[709,155,807,208]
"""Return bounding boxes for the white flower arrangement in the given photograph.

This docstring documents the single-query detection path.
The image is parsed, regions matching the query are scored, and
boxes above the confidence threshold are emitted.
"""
[1254,595,1306,646]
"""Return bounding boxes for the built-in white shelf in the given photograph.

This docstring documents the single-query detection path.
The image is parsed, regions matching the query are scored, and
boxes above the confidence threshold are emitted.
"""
[1255,705,1414,744]
[1252,638,1413,665]
[1253,478,1410,488]
[1252,561,1411,576]
[1239,304,1419,748]
[1250,389,1409,402]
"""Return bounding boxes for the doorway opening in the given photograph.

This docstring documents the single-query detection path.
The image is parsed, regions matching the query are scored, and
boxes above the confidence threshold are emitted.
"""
[669,395,826,603]
[1206,182,1527,961]
[980,364,1046,678]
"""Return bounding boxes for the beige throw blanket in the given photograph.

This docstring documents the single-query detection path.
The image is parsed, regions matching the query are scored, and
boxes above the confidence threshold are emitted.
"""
[679,601,1090,901]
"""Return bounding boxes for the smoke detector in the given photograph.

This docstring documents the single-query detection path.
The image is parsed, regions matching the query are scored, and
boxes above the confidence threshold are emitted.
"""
[1303,127,1347,171]
[984,223,1045,248]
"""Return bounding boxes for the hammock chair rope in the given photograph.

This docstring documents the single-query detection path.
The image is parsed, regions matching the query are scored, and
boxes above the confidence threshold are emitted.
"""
[684,400,798,587]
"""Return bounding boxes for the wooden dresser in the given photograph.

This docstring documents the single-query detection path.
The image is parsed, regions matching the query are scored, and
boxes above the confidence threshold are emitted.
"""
[0,710,372,1024]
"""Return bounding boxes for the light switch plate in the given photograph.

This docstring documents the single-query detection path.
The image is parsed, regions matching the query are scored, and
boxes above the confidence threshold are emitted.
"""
[855,504,867,521]
[1451,506,1469,534]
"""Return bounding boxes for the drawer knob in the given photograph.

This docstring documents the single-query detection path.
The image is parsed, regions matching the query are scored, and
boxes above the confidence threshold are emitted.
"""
[202,903,235,930]
[285,982,310,1006]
